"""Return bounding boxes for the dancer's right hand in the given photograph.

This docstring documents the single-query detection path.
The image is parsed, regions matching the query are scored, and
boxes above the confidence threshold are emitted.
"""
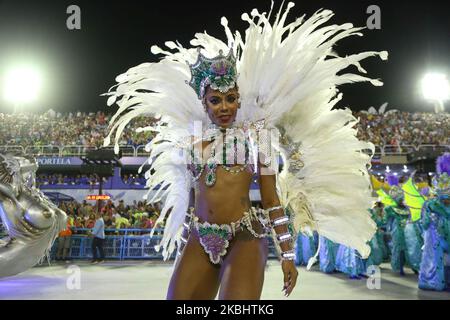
[281,260,298,297]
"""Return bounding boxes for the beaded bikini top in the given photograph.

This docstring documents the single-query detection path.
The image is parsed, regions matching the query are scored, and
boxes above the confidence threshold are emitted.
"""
[188,127,256,187]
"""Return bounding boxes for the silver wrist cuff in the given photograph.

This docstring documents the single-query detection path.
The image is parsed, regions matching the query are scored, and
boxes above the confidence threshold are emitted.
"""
[276,232,292,243]
[281,250,296,261]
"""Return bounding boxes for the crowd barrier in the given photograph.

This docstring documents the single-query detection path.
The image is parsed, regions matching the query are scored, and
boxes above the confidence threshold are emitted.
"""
[51,228,279,260]
[1,144,449,158]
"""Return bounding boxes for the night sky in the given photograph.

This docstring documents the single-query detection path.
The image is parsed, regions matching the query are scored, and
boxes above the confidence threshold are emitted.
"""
[0,0,449,114]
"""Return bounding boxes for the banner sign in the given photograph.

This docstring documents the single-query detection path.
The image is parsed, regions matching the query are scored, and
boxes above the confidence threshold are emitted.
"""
[36,156,147,166]
[37,157,83,166]
[86,195,111,201]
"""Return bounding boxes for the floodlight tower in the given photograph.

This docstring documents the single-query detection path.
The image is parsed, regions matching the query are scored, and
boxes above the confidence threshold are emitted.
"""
[3,66,42,113]
[421,72,449,113]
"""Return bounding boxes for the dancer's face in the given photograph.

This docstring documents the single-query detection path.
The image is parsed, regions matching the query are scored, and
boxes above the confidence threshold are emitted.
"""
[203,86,239,128]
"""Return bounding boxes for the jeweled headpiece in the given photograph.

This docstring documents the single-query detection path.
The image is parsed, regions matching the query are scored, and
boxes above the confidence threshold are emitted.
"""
[187,48,238,99]
[388,186,404,202]
[434,153,450,199]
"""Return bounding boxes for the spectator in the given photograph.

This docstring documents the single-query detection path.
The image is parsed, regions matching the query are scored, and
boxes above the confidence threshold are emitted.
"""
[74,217,84,229]
[104,215,113,228]
[56,219,73,262]
[89,212,105,264]
[86,214,96,229]
[114,215,131,231]
[141,215,154,229]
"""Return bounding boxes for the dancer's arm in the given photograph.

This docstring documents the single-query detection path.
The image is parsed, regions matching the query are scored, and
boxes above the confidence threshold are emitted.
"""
[258,170,298,297]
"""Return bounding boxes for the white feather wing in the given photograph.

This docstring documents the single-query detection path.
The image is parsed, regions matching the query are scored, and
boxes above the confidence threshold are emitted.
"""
[220,4,386,257]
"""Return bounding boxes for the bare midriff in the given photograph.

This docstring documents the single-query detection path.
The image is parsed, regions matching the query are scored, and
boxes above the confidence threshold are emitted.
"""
[193,140,255,225]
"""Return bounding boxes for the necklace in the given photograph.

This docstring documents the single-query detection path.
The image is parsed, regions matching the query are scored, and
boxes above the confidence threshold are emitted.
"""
[203,130,250,187]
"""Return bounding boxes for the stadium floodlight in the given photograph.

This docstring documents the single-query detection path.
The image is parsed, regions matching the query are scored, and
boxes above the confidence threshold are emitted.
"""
[421,72,449,113]
[3,66,42,110]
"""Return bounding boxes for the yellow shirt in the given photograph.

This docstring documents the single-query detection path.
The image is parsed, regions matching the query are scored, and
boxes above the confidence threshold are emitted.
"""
[115,217,131,229]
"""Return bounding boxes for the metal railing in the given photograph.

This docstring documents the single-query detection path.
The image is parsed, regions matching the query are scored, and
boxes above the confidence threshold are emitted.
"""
[51,228,278,260]
[1,144,449,157]
[374,144,449,156]
[0,145,138,157]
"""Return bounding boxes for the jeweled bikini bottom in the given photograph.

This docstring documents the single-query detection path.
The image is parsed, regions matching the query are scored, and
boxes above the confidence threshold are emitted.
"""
[184,207,270,264]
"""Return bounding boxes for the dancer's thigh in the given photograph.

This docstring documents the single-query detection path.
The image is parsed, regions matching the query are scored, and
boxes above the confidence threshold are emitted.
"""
[166,232,221,300]
[218,232,268,300]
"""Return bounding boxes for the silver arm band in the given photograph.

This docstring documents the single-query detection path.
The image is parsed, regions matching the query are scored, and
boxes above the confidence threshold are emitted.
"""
[271,216,290,227]
[281,250,296,261]
[265,205,295,260]
[265,205,283,214]
[277,232,293,243]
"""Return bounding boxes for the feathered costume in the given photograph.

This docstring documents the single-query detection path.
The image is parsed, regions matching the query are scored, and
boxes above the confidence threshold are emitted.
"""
[103,3,387,261]
[418,153,450,291]
[379,182,421,274]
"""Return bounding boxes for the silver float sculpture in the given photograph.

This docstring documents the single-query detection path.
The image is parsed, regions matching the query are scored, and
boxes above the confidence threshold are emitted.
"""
[0,153,67,278]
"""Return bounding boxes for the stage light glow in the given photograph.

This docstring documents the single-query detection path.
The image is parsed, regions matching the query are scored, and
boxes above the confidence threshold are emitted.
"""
[421,73,449,101]
[3,66,42,104]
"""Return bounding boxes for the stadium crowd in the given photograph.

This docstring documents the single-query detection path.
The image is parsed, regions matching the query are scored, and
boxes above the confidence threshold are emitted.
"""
[0,110,448,149]
[354,111,449,147]
[36,173,147,187]
[60,199,162,233]
[0,111,156,148]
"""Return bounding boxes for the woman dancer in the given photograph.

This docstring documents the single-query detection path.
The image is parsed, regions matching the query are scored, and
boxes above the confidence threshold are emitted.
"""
[104,3,386,299]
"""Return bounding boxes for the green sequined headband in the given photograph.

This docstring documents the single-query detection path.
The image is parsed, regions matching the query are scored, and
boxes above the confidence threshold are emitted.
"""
[187,48,238,99]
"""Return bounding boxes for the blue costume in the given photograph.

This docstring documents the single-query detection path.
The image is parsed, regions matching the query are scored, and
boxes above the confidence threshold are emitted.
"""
[418,194,450,290]
[335,244,366,278]
[404,218,423,273]
[366,208,385,266]
[295,233,303,266]
[415,154,450,291]
[383,204,410,274]
[318,236,337,273]
[334,207,387,278]
[373,206,389,261]
[381,181,424,275]
[295,232,317,266]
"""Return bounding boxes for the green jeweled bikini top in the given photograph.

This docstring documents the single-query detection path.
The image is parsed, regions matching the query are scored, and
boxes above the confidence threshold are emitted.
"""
[189,131,253,186]
[188,120,278,186]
